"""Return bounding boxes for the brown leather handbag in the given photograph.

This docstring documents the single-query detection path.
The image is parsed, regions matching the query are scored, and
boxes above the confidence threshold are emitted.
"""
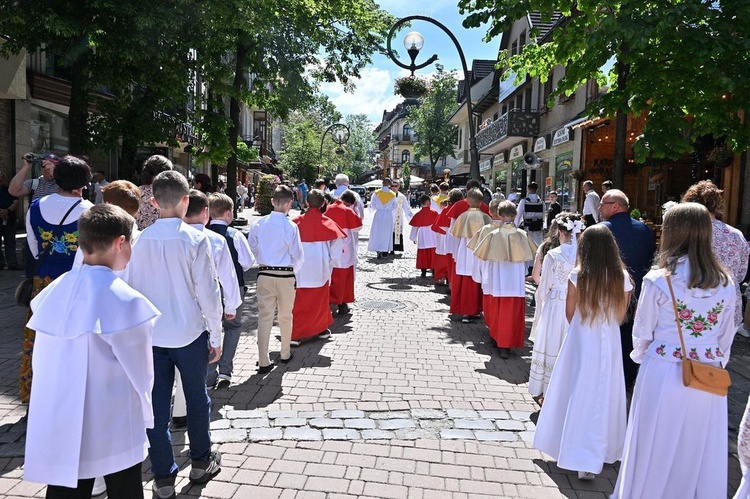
[665,274,731,396]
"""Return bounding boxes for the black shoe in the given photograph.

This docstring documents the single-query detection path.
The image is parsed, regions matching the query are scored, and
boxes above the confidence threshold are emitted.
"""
[279,353,294,363]
[215,375,231,389]
[318,329,331,339]
[172,416,187,429]
[338,303,350,315]
[257,364,274,374]
[499,348,510,359]
[421,269,427,277]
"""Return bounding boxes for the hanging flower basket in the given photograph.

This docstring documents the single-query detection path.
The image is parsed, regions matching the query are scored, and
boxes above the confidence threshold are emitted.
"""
[707,146,733,168]
[394,76,428,99]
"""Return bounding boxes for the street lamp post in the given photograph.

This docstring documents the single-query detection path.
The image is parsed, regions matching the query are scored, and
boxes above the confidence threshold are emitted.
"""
[386,16,480,181]
[319,123,350,177]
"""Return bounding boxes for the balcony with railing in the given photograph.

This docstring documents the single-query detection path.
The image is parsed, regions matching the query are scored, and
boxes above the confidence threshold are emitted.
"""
[391,133,416,144]
[475,109,539,153]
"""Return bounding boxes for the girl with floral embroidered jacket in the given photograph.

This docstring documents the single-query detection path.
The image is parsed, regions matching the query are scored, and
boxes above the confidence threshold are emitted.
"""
[612,202,736,499]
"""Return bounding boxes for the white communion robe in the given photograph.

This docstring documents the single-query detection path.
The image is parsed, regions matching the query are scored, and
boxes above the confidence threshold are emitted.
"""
[612,260,737,499]
[533,268,632,475]
[367,188,397,253]
[528,243,576,397]
[24,265,160,487]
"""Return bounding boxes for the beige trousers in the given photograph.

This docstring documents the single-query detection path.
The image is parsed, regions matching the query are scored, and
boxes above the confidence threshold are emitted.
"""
[256,273,295,366]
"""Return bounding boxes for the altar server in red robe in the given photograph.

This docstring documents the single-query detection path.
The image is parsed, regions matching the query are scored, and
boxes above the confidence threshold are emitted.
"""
[324,190,362,314]
[291,190,346,345]
[450,189,492,323]
[472,201,537,357]
[409,194,439,277]
[431,198,451,285]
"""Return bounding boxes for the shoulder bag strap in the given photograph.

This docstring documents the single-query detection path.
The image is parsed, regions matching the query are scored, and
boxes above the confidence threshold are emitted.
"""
[57,199,82,227]
[664,274,688,357]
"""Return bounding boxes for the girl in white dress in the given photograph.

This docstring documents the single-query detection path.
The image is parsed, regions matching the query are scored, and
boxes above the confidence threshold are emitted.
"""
[528,220,559,343]
[612,202,736,499]
[533,224,632,480]
[528,213,582,403]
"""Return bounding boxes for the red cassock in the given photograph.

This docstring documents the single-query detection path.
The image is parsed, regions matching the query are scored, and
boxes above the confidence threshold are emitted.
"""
[323,201,362,306]
[444,199,490,220]
[432,208,451,282]
[450,274,483,316]
[484,296,525,348]
[409,207,438,270]
[291,209,346,339]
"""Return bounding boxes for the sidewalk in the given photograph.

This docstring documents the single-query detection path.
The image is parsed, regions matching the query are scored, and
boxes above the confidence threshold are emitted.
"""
[0,206,745,498]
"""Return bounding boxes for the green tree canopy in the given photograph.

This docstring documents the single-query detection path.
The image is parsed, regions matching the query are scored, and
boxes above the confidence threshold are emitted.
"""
[411,65,459,180]
[460,0,750,187]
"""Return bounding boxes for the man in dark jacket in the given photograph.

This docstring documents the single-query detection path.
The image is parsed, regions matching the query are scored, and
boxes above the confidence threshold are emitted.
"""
[600,189,656,390]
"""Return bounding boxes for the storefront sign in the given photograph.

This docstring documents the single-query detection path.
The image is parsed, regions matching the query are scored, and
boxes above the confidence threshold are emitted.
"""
[509,144,525,161]
[495,151,506,165]
[533,135,549,153]
[479,158,492,172]
[552,126,573,146]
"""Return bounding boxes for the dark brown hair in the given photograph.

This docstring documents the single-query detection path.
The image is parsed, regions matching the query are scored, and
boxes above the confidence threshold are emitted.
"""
[78,204,133,254]
[102,180,141,217]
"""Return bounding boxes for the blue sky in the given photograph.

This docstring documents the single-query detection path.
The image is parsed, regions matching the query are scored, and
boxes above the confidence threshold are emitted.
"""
[320,0,502,125]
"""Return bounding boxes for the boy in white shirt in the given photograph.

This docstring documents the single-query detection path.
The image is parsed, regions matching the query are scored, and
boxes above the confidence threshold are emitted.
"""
[24,204,160,498]
[248,185,304,371]
[125,171,223,499]
[171,190,242,428]
[207,192,255,387]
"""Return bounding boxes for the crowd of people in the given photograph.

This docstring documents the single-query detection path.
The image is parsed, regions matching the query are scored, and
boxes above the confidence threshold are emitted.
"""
[380,174,750,497]
[7,149,750,498]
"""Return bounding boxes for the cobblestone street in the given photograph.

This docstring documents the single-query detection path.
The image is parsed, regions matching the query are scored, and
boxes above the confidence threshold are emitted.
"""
[0,209,747,498]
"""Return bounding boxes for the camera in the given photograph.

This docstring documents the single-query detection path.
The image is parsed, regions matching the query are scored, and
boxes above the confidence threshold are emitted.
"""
[23,152,41,163]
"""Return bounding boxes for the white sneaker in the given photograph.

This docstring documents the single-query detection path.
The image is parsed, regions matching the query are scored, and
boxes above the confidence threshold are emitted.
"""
[737,325,750,338]
[290,340,301,347]
[91,476,107,496]
[577,471,596,480]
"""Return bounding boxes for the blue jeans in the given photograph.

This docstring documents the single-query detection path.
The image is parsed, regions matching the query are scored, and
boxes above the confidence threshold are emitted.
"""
[148,332,212,479]
[207,288,246,385]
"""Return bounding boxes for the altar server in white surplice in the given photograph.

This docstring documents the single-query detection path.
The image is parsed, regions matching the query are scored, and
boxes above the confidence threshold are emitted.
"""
[367,177,397,258]
[24,205,160,496]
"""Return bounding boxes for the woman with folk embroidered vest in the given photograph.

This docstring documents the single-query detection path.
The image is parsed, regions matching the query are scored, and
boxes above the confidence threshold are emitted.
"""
[20,156,93,403]
[612,202,736,498]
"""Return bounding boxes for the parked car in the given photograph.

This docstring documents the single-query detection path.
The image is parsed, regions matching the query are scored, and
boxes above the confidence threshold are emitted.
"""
[350,185,367,206]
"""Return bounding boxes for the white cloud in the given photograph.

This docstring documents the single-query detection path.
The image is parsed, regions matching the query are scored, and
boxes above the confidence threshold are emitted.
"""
[321,66,407,124]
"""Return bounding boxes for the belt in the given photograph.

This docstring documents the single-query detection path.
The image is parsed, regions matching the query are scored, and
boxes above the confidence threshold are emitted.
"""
[258,266,294,272]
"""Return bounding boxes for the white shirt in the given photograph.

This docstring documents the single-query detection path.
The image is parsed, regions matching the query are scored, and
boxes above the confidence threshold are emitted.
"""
[124,218,223,348]
[583,189,601,222]
[94,180,109,204]
[247,211,304,274]
[26,194,93,258]
[189,223,242,316]
[208,220,256,271]
[514,193,543,228]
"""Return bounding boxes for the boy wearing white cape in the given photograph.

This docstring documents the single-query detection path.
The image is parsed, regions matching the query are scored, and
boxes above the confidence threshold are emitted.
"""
[24,204,160,498]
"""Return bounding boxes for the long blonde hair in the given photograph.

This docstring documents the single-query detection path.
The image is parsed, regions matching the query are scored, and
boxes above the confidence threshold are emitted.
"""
[576,225,631,325]
[657,202,730,289]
